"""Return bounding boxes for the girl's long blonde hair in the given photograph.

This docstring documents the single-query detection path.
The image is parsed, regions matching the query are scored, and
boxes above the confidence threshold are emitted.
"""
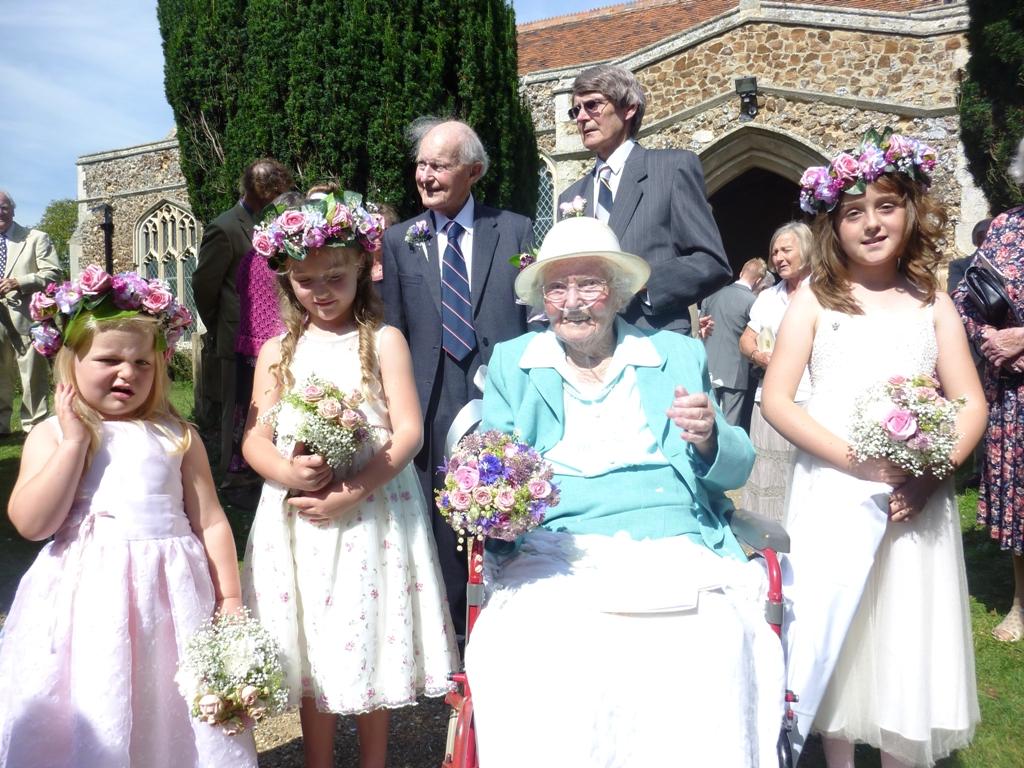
[810,173,946,314]
[271,245,386,398]
[53,314,190,465]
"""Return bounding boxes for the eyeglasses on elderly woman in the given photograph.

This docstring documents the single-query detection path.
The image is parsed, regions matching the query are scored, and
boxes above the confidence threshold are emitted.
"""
[567,98,609,120]
[541,276,609,305]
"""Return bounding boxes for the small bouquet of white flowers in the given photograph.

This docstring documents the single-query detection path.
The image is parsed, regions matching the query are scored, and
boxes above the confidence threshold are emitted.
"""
[849,373,965,478]
[262,374,376,472]
[175,609,289,735]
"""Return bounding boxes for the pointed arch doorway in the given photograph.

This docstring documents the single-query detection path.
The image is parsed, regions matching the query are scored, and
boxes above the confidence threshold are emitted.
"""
[700,127,825,275]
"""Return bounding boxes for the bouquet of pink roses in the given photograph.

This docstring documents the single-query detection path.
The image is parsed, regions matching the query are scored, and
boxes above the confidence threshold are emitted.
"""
[436,430,559,542]
[849,373,965,478]
[261,375,375,473]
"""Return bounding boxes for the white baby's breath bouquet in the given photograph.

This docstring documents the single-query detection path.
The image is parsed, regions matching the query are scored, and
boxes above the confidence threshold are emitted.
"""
[849,373,964,478]
[261,374,376,472]
[176,609,289,735]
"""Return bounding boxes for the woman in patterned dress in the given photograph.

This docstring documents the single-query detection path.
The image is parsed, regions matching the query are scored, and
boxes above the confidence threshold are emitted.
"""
[952,136,1024,642]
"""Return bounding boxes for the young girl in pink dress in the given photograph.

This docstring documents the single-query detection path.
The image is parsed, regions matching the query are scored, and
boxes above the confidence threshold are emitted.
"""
[241,192,456,768]
[763,131,985,767]
[0,269,256,768]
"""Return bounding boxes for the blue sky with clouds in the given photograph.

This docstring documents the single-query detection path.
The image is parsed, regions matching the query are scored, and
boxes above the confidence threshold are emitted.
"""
[1,0,608,227]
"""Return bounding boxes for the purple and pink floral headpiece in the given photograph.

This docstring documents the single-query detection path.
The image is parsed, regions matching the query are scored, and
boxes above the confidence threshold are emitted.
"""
[799,127,939,215]
[252,190,385,271]
[29,265,193,358]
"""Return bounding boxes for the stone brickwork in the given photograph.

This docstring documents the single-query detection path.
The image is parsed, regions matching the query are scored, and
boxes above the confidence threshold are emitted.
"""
[72,138,192,275]
[638,25,963,124]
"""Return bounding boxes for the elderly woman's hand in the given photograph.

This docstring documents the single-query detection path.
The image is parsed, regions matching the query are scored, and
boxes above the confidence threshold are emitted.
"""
[980,327,1024,370]
[667,385,718,459]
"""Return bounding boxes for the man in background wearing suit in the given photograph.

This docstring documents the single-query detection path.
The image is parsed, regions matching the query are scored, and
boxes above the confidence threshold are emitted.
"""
[559,64,731,335]
[0,190,62,434]
[700,258,767,431]
[192,158,292,480]
[380,118,532,633]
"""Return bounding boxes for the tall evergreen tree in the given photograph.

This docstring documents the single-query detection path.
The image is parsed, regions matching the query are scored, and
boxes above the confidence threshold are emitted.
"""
[960,0,1024,214]
[157,0,248,223]
[158,0,538,221]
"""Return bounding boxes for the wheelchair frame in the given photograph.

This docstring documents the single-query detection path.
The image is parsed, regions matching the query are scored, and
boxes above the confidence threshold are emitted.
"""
[441,512,798,768]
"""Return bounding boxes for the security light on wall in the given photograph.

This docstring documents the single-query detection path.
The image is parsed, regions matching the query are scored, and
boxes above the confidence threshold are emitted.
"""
[735,77,759,122]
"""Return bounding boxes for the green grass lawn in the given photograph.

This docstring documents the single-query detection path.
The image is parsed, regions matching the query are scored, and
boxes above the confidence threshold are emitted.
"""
[1,387,1022,766]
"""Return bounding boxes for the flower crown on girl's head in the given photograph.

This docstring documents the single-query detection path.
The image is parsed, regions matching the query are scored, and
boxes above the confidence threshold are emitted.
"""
[252,190,385,271]
[799,127,939,215]
[29,266,193,358]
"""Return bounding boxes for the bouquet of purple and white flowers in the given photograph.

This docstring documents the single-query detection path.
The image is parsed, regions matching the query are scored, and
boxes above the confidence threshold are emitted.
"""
[849,373,965,478]
[436,430,560,542]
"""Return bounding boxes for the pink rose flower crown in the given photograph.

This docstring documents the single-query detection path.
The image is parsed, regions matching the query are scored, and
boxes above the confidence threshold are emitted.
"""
[252,190,386,272]
[798,126,939,215]
[29,265,193,358]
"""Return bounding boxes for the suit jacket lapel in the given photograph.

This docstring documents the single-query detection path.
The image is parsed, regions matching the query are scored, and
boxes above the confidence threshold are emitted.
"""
[607,145,646,237]
[3,224,26,278]
[423,215,442,312]
[470,209,498,317]
[528,365,565,454]
[636,359,681,461]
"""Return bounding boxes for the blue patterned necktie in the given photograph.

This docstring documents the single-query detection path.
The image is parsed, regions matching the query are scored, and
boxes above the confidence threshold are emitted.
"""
[595,164,614,223]
[440,221,476,360]
[0,233,7,278]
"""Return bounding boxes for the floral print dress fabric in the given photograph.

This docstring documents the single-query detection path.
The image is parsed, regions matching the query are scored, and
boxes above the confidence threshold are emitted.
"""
[953,206,1024,554]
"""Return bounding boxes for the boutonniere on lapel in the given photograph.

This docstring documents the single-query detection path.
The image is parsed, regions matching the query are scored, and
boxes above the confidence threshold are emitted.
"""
[508,246,538,271]
[559,196,586,219]
[404,220,433,246]
[509,247,540,307]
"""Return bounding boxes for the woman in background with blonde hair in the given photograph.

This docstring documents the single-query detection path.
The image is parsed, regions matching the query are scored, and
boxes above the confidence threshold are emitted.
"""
[738,221,813,521]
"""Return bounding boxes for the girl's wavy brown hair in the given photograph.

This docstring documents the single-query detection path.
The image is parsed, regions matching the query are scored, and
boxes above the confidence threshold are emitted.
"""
[810,173,946,315]
[53,314,190,466]
[272,244,385,399]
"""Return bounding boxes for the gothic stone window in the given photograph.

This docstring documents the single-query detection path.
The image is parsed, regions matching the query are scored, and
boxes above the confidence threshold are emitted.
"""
[136,200,199,331]
[534,159,555,245]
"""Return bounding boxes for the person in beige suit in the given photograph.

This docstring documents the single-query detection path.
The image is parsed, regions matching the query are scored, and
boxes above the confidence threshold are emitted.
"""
[192,158,292,479]
[0,190,62,434]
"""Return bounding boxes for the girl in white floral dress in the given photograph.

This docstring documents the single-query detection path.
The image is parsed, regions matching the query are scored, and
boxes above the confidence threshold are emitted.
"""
[241,192,457,768]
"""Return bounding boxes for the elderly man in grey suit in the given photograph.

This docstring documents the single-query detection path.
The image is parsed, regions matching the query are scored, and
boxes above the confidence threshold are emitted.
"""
[381,118,532,634]
[559,64,731,335]
[700,258,767,430]
[192,158,292,479]
[0,190,62,434]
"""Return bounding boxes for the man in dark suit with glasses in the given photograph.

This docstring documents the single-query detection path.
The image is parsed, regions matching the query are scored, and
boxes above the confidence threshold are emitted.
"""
[559,64,731,336]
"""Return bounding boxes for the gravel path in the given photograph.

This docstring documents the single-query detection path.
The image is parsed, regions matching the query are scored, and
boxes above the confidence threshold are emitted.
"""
[254,697,451,768]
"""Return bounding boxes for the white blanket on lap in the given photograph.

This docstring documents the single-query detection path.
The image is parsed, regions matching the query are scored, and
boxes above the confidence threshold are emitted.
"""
[466,530,785,768]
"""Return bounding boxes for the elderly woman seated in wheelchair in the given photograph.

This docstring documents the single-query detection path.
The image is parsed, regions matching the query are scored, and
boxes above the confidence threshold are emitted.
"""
[462,217,786,767]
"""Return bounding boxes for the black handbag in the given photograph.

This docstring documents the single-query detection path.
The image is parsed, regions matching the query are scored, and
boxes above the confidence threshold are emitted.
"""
[964,261,1021,327]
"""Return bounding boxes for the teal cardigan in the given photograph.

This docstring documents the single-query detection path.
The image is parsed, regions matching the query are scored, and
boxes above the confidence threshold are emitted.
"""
[482,323,754,560]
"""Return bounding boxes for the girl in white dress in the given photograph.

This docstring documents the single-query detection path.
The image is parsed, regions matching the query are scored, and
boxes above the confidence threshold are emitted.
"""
[241,193,457,768]
[0,271,256,768]
[762,131,986,767]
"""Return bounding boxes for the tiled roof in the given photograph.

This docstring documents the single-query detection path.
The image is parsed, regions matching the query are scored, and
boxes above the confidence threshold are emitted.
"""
[516,0,954,75]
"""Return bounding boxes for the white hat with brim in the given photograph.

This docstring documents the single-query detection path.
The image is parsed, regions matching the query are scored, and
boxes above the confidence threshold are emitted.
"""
[514,216,651,306]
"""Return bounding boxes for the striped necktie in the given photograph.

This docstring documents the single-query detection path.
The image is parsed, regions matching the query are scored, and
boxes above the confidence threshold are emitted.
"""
[440,221,476,361]
[596,164,614,223]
